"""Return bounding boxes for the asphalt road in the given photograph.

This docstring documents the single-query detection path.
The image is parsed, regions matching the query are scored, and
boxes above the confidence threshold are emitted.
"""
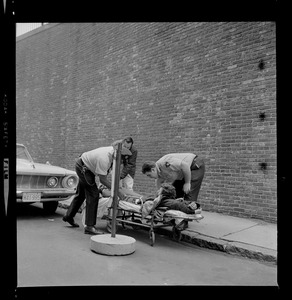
[16,203,277,286]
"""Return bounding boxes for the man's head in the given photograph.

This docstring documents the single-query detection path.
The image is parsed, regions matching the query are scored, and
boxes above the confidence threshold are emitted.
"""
[112,136,133,151]
[112,137,133,156]
[142,161,158,179]
[122,136,133,150]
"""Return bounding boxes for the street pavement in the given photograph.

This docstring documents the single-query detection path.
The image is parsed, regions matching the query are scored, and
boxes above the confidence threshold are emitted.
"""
[59,197,277,264]
[17,203,278,287]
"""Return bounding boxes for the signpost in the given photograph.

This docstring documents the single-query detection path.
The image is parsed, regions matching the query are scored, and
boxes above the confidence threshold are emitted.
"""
[110,142,122,238]
[90,141,136,255]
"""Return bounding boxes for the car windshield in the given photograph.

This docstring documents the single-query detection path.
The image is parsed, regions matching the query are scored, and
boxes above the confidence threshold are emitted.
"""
[17,145,33,162]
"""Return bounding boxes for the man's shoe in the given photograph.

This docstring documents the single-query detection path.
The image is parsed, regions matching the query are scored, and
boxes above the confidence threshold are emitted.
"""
[62,215,79,227]
[84,226,104,235]
[188,202,198,211]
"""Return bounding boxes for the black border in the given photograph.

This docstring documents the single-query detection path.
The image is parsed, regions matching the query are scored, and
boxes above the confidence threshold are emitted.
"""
[2,0,284,298]
[2,0,17,299]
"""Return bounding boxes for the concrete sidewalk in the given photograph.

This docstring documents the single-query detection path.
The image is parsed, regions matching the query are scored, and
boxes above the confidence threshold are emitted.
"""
[58,199,277,264]
[158,210,277,264]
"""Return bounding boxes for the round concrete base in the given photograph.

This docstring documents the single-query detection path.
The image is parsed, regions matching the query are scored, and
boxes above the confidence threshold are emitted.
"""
[90,234,136,256]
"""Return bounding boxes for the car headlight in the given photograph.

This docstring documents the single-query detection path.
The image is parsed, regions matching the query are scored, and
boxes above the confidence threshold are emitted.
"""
[47,176,58,188]
[62,175,78,189]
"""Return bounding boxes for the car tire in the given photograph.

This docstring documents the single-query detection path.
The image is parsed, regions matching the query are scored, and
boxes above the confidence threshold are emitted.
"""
[43,201,58,214]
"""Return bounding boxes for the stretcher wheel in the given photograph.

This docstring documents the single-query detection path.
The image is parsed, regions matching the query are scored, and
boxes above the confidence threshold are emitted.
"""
[149,230,155,246]
[172,227,182,242]
[131,219,142,230]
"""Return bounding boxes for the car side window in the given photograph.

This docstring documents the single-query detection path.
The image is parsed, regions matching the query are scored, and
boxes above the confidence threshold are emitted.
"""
[17,146,31,161]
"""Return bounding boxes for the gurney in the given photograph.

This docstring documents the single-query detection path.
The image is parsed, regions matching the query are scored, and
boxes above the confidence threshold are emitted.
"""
[104,189,204,246]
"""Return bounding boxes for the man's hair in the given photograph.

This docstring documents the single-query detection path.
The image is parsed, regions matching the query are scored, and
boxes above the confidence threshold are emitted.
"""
[123,136,133,144]
[112,136,133,148]
[160,183,176,199]
[141,161,156,173]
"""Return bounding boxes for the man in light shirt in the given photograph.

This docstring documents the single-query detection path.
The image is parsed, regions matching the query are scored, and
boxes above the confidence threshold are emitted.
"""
[63,144,132,235]
[142,152,205,204]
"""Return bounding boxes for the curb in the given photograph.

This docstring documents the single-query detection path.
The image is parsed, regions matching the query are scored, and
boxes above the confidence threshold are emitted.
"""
[156,227,277,265]
[58,202,277,264]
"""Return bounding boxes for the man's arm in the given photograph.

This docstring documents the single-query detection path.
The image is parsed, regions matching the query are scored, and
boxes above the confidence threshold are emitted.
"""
[99,174,125,199]
[98,174,112,190]
[181,161,192,194]
[155,177,164,189]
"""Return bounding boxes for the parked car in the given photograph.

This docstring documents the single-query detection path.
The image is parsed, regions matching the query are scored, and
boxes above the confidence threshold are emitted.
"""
[16,143,78,213]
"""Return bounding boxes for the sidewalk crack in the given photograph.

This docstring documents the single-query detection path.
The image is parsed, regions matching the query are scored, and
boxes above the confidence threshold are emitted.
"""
[221,223,260,238]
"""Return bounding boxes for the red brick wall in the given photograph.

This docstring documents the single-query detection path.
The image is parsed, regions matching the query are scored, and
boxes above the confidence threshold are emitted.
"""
[16,22,277,222]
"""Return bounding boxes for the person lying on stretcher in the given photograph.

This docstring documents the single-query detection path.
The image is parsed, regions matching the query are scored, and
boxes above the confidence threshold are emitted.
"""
[141,183,201,218]
[97,183,201,219]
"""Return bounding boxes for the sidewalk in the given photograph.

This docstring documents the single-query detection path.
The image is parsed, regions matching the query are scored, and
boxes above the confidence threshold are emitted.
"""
[58,199,277,264]
[158,210,277,264]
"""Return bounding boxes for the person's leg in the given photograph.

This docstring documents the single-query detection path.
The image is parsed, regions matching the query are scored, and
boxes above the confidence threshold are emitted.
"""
[63,162,86,227]
[185,163,205,202]
[84,184,100,226]
[159,198,194,214]
[81,170,104,234]
[66,181,85,218]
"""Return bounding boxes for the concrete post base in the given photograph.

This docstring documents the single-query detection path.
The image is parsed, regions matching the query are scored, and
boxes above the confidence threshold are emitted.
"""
[90,234,136,256]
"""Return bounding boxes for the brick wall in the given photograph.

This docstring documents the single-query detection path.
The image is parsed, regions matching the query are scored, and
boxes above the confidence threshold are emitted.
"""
[16,22,277,222]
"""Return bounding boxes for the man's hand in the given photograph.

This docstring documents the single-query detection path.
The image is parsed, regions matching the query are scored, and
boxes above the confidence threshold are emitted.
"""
[98,174,112,190]
[118,189,126,200]
[183,182,191,194]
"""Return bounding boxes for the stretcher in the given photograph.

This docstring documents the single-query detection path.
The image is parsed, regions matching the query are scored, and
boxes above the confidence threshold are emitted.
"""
[104,190,204,246]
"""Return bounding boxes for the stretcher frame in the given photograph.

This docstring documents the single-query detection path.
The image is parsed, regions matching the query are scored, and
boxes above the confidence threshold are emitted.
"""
[105,195,203,246]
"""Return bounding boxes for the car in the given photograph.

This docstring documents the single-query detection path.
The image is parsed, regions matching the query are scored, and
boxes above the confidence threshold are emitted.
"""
[16,143,78,213]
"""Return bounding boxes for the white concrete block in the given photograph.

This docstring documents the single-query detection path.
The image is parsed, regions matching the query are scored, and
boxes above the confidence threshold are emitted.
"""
[90,234,136,256]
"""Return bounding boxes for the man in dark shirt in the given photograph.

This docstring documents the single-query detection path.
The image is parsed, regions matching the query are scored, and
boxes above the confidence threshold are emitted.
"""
[113,137,138,190]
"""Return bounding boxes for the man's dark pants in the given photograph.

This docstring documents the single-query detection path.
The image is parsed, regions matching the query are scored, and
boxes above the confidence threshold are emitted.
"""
[173,157,205,203]
[65,158,100,226]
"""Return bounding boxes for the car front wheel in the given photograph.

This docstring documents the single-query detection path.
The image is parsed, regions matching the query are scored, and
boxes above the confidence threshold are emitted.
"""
[43,201,58,214]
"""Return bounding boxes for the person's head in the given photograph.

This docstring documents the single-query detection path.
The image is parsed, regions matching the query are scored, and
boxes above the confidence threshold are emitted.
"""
[111,139,132,156]
[122,136,133,150]
[142,161,158,179]
[158,183,176,199]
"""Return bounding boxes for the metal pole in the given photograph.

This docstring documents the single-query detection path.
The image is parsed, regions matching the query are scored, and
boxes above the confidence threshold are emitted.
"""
[111,142,122,238]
